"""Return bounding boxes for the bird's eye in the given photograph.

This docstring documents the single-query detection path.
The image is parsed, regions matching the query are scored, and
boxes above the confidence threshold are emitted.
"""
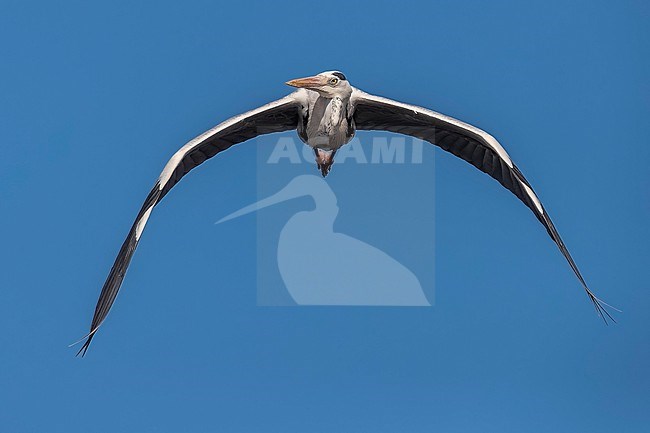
[329,78,339,85]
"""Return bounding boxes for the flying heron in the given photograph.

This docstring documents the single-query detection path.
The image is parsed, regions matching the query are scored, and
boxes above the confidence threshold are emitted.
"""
[75,70,613,356]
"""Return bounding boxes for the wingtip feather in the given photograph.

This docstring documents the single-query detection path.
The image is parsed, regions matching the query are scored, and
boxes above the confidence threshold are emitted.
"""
[70,327,99,357]
[585,290,617,325]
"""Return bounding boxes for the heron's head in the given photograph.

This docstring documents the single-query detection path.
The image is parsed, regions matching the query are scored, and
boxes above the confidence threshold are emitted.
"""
[286,71,352,99]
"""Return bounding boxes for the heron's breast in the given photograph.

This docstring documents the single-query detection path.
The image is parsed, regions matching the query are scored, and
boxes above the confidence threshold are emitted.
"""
[306,97,351,150]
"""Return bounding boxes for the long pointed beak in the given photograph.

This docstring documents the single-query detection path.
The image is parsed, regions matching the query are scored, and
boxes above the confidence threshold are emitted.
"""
[285,75,328,89]
[216,184,301,225]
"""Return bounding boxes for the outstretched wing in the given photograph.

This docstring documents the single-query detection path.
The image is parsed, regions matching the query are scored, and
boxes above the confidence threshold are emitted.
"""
[350,88,612,322]
[76,94,303,356]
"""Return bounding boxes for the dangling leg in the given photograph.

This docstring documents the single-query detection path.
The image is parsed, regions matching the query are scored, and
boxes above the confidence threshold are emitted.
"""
[314,148,336,177]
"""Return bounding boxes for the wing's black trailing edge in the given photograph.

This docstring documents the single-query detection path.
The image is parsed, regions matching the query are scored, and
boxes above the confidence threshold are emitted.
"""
[351,89,616,323]
[76,182,162,357]
[75,96,302,355]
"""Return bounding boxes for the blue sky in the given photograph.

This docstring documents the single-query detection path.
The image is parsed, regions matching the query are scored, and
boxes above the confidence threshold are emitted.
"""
[1,1,649,431]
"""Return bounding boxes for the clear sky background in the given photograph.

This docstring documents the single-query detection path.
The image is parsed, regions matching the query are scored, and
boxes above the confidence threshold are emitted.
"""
[1,1,648,432]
